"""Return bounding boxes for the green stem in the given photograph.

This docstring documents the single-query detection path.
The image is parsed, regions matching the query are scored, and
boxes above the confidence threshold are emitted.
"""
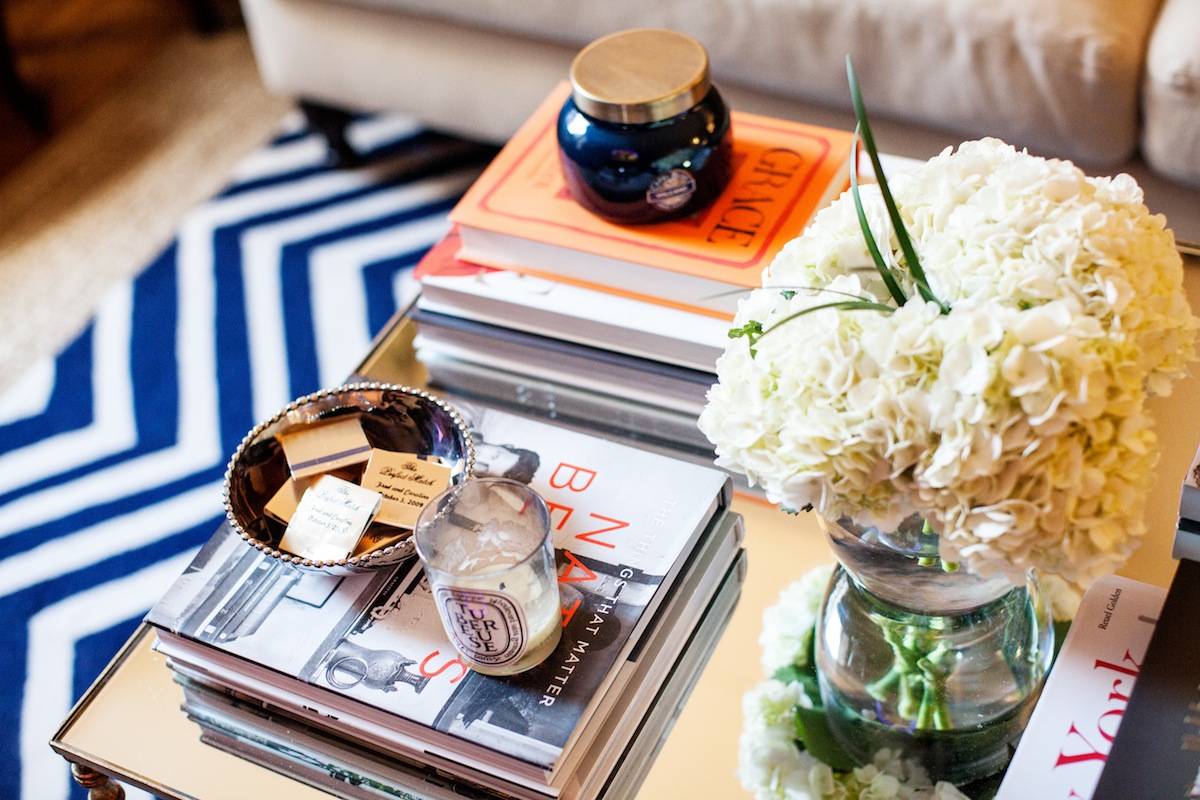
[915,686,935,729]
[849,125,907,307]
[846,56,949,314]
[867,666,903,701]
[869,617,957,731]
[898,674,922,720]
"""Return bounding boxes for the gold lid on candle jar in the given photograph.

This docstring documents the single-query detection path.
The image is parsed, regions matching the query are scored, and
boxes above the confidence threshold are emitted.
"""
[569,29,711,125]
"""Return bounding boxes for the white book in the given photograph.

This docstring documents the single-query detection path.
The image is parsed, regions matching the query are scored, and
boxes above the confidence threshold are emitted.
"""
[995,575,1165,800]
[145,404,731,793]
[415,233,729,375]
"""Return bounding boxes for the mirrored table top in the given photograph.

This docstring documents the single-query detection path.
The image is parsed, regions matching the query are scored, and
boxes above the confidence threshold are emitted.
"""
[52,288,1195,798]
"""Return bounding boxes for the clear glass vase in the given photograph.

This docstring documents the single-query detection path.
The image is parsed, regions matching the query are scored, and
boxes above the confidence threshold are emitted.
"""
[815,514,1053,784]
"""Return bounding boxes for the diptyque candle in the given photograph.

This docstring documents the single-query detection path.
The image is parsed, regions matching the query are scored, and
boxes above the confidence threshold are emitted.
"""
[415,478,562,676]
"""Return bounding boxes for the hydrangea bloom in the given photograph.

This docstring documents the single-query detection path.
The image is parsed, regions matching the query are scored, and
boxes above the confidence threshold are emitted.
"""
[760,565,833,675]
[700,139,1196,584]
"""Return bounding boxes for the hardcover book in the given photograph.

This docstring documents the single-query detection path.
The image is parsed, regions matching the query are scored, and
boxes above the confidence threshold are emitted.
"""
[1091,559,1200,799]
[995,574,1165,800]
[415,230,729,373]
[176,546,744,800]
[146,403,731,791]
[413,309,712,417]
[449,83,855,316]
[417,353,740,493]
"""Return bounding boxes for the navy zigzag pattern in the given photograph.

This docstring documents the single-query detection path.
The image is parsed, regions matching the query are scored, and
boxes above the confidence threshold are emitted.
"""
[0,115,494,800]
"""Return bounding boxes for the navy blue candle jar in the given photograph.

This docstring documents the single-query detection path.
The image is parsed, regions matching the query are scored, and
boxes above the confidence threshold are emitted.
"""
[557,29,733,225]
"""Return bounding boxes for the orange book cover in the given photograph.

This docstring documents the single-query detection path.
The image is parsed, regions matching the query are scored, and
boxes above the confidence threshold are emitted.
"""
[450,82,855,289]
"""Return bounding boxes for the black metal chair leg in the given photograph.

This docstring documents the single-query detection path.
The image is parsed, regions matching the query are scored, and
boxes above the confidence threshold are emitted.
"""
[299,100,362,167]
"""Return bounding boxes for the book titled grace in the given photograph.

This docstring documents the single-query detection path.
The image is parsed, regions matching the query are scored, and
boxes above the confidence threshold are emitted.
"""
[449,83,855,317]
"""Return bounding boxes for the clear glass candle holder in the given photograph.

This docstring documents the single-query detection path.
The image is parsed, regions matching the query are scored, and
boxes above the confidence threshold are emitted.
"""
[415,477,562,676]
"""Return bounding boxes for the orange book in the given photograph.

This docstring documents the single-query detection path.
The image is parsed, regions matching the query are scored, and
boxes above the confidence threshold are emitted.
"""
[450,82,855,316]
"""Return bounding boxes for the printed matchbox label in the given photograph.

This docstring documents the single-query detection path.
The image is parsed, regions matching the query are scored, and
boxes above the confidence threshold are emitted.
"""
[361,450,453,528]
[435,586,527,667]
[279,475,382,562]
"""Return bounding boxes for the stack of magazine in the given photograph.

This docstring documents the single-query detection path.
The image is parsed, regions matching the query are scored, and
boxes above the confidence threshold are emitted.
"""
[412,84,854,481]
[147,403,747,800]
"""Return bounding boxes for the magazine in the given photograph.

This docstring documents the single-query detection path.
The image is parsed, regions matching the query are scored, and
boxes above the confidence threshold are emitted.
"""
[146,403,730,783]
[995,574,1165,799]
[1176,442,1200,561]
[1091,559,1200,799]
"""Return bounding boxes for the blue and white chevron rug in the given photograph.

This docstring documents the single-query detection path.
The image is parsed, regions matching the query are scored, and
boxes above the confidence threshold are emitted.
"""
[0,114,495,800]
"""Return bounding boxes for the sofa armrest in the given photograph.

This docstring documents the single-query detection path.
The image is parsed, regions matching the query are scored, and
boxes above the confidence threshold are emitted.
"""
[1142,0,1200,187]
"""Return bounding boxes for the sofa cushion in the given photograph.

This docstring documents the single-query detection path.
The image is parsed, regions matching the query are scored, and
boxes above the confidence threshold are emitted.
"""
[1142,0,1200,188]
[334,0,1158,167]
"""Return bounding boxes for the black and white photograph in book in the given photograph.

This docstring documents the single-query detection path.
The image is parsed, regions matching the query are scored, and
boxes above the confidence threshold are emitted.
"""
[147,403,730,767]
[158,525,353,646]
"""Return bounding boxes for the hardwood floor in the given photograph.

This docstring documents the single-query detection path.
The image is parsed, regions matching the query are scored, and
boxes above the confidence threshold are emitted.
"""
[0,0,217,181]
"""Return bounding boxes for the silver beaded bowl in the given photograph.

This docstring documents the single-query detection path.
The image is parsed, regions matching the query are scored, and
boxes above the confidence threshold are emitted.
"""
[222,382,475,575]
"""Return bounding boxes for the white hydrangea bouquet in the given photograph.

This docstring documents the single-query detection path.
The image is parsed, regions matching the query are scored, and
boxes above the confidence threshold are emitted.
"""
[702,59,1195,787]
[700,65,1195,586]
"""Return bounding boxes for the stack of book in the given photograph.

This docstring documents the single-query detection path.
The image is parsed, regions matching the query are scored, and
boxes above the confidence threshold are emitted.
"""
[414,84,855,482]
[148,403,746,800]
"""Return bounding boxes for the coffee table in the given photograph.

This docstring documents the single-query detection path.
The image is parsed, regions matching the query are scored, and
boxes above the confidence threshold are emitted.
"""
[50,277,1196,798]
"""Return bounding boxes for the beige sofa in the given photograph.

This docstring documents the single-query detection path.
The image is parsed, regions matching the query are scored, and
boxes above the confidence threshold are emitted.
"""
[240,0,1200,238]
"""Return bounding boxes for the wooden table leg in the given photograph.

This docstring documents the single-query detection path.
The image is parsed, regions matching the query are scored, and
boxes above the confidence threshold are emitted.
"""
[70,763,125,800]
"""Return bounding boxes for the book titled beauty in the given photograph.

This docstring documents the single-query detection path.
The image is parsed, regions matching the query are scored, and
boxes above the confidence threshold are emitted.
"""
[145,403,730,790]
[994,575,1165,800]
[176,547,745,800]
[448,83,855,317]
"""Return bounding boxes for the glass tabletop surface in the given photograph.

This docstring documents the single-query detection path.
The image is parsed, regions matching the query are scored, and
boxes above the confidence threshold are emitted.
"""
[51,291,1195,799]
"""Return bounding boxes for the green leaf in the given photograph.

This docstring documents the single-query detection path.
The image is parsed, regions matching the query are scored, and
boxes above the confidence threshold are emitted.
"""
[846,56,948,314]
[773,664,805,684]
[727,320,763,340]
[727,319,765,357]
[794,706,858,771]
[850,124,907,307]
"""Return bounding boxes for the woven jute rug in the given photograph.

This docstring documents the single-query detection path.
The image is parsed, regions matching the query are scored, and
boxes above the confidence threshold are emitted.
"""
[0,31,289,390]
